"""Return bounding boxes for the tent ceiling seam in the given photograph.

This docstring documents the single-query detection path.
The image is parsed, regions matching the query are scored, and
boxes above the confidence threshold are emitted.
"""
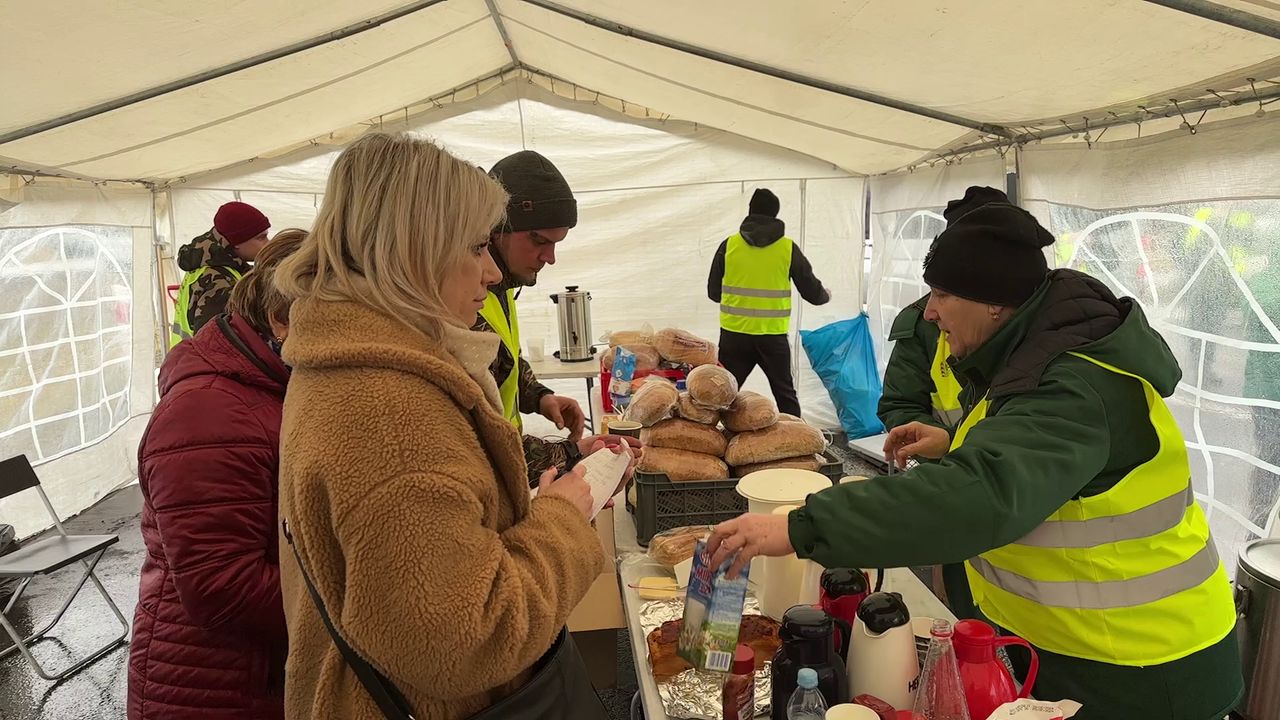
[504,18,949,154]
[516,0,1012,138]
[57,15,496,172]
[908,82,1280,170]
[485,0,519,64]
[1143,0,1280,39]
[0,0,454,146]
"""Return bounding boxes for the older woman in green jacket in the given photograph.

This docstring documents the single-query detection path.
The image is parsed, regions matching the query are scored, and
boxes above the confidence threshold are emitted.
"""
[710,193,1242,720]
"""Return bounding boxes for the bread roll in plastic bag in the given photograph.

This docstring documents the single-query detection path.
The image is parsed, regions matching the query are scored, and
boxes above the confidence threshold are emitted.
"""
[677,392,720,425]
[641,417,729,456]
[686,365,738,409]
[601,344,660,373]
[638,447,729,482]
[605,322,655,347]
[725,421,826,467]
[648,525,713,567]
[722,391,779,432]
[624,376,679,427]
[653,328,717,367]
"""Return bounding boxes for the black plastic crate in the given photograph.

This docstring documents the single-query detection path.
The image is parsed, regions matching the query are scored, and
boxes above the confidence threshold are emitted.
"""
[633,449,844,546]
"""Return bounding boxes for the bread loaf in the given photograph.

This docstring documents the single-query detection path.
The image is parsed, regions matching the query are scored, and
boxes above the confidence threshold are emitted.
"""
[601,344,660,373]
[654,328,717,367]
[778,413,804,423]
[676,392,720,425]
[609,328,654,347]
[725,421,826,467]
[735,454,824,476]
[641,418,728,456]
[648,525,711,566]
[624,377,679,427]
[722,391,779,432]
[686,365,738,409]
[639,447,728,482]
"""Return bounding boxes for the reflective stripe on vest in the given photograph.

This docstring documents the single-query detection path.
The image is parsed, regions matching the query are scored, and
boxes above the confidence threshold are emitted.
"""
[929,332,964,427]
[480,290,522,430]
[720,233,792,335]
[952,352,1235,665]
[169,265,243,349]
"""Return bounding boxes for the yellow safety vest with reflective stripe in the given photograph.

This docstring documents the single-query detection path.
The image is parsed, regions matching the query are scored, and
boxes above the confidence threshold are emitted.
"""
[952,353,1235,665]
[720,233,793,335]
[929,332,964,427]
[169,265,244,349]
[480,290,522,429]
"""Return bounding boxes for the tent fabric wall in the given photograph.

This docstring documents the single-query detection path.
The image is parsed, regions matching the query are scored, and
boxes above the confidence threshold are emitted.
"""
[169,84,865,432]
[0,176,156,537]
[865,157,1008,375]
[1020,115,1280,574]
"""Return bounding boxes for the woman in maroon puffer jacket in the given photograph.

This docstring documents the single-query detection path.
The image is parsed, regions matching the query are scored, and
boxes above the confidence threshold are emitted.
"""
[128,230,306,720]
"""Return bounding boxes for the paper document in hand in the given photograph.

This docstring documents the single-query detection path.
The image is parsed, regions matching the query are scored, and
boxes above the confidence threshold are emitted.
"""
[577,447,631,519]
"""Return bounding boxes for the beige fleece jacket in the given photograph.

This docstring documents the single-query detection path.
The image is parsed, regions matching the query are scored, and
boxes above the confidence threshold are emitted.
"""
[278,297,606,720]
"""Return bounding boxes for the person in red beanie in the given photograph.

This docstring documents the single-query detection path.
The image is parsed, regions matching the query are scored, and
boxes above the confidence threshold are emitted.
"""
[168,201,271,348]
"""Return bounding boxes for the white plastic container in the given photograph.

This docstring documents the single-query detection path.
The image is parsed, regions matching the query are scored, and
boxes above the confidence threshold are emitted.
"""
[736,468,832,516]
[759,505,825,620]
[736,469,832,591]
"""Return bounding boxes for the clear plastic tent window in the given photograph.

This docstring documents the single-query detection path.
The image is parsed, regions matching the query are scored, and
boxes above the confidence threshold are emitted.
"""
[0,225,134,465]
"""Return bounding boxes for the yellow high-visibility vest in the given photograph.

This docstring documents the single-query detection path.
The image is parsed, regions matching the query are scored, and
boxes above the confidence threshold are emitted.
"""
[951,352,1236,665]
[720,234,793,335]
[480,290,522,429]
[169,265,244,349]
[929,332,964,427]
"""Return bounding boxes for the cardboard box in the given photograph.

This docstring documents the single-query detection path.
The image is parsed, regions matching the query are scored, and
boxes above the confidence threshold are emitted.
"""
[571,627,620,690]
[568,507,624,632]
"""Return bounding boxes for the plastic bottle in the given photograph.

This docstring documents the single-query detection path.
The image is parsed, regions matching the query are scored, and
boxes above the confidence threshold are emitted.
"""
[787,668,829,720]
[912,619,971,720]
[723,644,755,720]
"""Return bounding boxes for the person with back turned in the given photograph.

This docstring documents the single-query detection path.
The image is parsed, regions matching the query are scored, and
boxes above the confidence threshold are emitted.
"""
[707,188,830,416]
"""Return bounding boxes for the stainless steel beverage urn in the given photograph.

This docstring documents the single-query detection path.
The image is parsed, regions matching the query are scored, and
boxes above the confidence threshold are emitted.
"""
[550,286,595,362]
[1237,538,1280,719]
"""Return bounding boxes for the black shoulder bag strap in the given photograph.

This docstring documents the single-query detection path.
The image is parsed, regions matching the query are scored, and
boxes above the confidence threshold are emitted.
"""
[282,519,417,720]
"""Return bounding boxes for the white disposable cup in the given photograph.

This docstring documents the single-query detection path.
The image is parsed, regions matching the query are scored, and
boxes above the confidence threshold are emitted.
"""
[527,338,545,361]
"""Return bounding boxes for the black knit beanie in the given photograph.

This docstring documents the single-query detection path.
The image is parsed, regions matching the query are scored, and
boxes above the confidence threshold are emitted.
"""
[922,186,1055,307]
[748,188,780,218]
[488,150,578,232]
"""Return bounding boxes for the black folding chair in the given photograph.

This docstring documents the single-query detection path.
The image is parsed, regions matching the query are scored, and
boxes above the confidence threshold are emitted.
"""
[0,455,128,681]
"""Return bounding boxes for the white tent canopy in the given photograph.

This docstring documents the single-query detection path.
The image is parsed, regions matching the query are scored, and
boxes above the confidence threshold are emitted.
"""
[1,1,1278,575]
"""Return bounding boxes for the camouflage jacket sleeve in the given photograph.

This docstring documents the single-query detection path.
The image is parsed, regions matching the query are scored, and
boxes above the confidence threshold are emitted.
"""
[187,269,238,334]
[522,435,582,488]
[517,355,554,415]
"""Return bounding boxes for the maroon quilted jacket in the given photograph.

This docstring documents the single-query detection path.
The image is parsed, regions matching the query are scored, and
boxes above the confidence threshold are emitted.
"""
[128,313,289,720]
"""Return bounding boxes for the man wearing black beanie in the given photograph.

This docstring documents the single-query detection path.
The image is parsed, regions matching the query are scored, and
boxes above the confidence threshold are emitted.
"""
[710,188,1243,718]
[479,150,632,486]
[707,188,830,416]
[879,186,1019,434]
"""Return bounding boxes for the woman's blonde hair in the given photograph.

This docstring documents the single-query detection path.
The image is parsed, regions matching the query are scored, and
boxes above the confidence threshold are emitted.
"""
[228,228,309,336]
[274,133,507,338]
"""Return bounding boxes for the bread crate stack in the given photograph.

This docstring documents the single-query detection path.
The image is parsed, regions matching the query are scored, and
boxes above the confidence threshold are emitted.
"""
[622,356,837,544]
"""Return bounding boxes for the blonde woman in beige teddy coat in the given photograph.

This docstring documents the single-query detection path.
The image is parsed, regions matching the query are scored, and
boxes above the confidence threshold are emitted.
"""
[273,133,626,720]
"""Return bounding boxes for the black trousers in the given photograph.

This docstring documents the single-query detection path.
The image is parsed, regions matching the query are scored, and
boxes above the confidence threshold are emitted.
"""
[719,329,801,416]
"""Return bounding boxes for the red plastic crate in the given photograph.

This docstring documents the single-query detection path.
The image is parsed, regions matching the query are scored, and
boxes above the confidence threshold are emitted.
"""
[600,366,689,413]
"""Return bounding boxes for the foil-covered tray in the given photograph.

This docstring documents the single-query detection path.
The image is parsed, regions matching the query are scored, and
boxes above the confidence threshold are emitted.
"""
[638,597,772,719]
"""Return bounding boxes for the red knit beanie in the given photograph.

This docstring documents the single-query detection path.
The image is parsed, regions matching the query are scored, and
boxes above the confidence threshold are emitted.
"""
[213,202,270,246]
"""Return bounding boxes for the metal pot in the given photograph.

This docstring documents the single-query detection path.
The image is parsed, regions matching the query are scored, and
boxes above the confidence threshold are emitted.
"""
[1238,538,1280,719]
[550,285,595,362]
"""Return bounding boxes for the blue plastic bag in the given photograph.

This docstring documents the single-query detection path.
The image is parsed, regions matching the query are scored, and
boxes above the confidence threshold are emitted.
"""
[800,314,886,440]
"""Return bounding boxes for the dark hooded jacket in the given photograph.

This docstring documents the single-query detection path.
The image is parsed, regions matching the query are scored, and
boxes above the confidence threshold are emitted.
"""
[706,214,830,316]
[176,229,251,336]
